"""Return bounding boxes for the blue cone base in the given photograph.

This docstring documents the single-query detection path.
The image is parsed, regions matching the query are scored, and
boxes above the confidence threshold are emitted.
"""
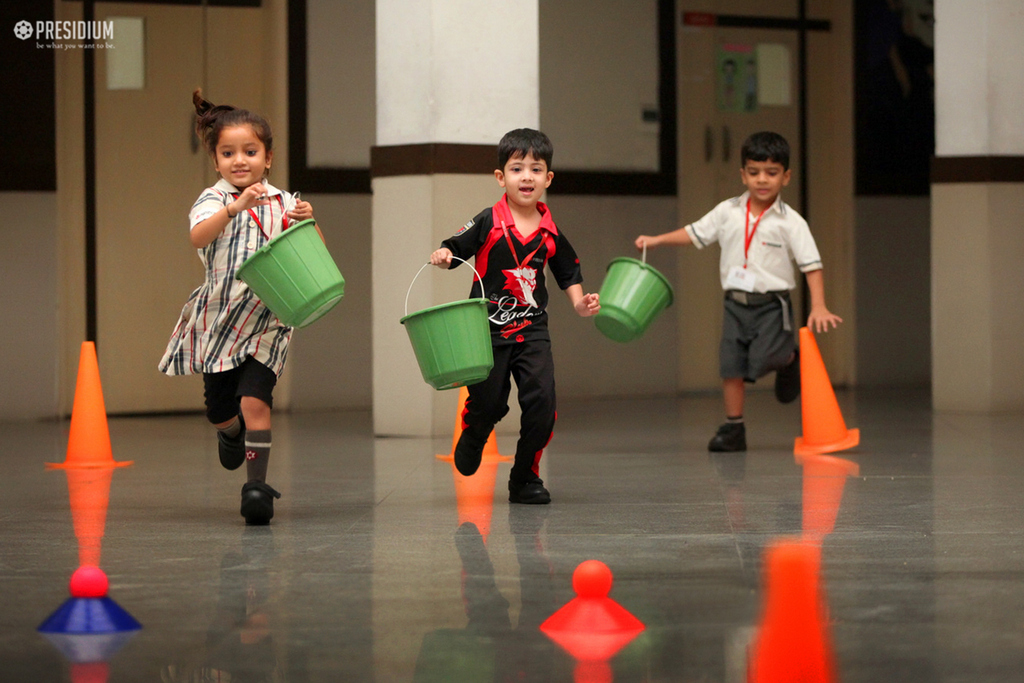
[38,597,142,634]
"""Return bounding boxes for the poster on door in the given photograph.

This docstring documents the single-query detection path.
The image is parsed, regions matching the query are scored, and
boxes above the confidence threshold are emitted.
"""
[717,45,757,113]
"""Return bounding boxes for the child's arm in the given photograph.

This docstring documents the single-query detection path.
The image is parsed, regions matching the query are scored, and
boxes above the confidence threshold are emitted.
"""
[634,226,694,252]
[430,248,453,268]
[286,197,325,243]
[564,284,600,317]
[804,269,843,333]
[190,183,269,249]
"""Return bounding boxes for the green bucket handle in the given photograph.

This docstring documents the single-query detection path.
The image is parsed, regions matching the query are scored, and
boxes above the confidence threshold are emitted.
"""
[404,256,487,317]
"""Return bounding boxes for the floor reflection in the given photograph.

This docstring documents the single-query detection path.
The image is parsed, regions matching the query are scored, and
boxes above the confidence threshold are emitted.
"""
[162,527,280,682]
[8,391,1024,680]
[414,509,558,682]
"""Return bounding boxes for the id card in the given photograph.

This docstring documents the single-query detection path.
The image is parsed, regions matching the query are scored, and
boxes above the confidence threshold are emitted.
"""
[726,265,757,292]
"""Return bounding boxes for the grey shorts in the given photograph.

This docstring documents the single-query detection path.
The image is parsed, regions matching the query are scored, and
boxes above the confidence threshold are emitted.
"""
[719,293,795,382]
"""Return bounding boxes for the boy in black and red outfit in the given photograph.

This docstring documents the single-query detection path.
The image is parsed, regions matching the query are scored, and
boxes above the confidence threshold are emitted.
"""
[430,128,600,505]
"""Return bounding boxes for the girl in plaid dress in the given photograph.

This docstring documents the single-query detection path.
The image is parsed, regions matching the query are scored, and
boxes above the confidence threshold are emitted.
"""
[159,90,322,525]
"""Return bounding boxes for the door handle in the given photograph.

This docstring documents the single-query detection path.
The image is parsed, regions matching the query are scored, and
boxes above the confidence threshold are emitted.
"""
[705,126,714,163]
[722,126,731,163]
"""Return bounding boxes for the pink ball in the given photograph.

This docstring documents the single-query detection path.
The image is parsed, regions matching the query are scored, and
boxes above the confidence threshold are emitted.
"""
[69,565,108,598]
[573,560,613,598]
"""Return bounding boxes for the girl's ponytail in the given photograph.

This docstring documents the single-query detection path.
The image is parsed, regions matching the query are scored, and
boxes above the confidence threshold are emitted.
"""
[193,88,244,155]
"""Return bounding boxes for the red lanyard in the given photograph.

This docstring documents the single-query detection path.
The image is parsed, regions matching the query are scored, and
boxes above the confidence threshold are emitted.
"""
[501,221,543,270]
[232,193,282,240]
[743,197,769,268]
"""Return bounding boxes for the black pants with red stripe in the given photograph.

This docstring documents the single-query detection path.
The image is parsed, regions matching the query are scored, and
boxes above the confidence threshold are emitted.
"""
[463,339,556,485]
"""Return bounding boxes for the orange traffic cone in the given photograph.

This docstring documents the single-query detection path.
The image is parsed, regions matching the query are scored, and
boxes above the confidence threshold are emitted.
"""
[749,539,836,683]
[794,327,859,457]
[48,343,132,469]
[798,454,859,542]
[436,386,510,463]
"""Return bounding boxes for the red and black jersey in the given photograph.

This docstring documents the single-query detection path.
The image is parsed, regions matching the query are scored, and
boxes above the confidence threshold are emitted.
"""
[441,195,583,346]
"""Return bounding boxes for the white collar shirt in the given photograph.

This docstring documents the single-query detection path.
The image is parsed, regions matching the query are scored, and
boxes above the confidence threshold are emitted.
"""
[159,179,296,377]
[684,191,822,293]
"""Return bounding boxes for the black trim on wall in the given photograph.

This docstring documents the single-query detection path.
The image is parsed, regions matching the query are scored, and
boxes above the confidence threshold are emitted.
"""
[931,156,1024,184]
[371,144,497,178]
[716,13,830,31]
[84,0,97,343]
[64,0,261,5]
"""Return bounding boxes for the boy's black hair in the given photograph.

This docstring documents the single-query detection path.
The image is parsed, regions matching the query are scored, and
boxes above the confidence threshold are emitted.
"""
[497,128,553,170]
[741,131,790,170]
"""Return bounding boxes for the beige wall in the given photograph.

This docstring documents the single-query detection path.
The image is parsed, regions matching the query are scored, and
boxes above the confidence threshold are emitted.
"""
[540,0,660,171]
[0,193,59,420]
[548,196,680,397]
[855,197,931,387]
[932,183,1024,412]
[7,0,861,421]
[285,194,373,411]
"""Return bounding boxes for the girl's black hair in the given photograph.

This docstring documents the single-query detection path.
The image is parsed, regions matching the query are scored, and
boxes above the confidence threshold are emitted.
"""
[193,89,274,157]
[497,128,554,170]
[740,131,790,170]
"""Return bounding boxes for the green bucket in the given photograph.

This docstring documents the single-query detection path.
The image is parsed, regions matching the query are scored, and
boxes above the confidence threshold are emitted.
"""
[400,258,494,390]
[594,254,674,343]
[236,219,344,328]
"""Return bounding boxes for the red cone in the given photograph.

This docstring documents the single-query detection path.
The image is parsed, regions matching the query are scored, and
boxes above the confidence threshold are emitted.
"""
[540,560,645,663]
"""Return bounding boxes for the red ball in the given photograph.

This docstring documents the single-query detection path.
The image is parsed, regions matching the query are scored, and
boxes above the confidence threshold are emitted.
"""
[573,560,613,598]
[69,565,109,598]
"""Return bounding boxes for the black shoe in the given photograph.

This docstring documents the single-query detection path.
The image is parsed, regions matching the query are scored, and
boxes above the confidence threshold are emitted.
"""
[708,422,746,452]
[774,349,801,404]
[509,478,551,505]
[218,414,246,471]
[454,430,487,476]
[240,481,281,525]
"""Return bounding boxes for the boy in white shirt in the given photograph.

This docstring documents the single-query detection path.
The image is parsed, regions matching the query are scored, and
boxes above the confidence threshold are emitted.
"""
[635,131,842,452]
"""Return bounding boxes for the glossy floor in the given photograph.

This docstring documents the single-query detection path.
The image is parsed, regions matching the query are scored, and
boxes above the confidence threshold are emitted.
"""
[4,389,1023,682]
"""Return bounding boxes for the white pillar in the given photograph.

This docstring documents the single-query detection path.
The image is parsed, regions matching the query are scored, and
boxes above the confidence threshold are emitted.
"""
[372,1,539,435]
[932,0,1024,411]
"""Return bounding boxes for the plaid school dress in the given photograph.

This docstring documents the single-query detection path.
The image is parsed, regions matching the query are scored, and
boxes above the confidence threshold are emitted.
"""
[159,179,296,377]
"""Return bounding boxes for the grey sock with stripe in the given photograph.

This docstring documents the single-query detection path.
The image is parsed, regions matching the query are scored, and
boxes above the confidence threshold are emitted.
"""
[245,429,271,483]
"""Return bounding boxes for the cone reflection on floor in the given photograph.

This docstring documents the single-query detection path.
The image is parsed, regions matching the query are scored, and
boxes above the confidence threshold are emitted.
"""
[436,387,510,463]
[798,453,860,542]
[48,342,132,469]
[65,468,114,567]
[794,327,859,457]
[541,560,645,683]
[749,540,836,683]
[452,458,501,543]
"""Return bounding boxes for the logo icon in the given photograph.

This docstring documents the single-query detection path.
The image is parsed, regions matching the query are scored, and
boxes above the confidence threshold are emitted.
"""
[14,21,33,40]
[502,266,538,307]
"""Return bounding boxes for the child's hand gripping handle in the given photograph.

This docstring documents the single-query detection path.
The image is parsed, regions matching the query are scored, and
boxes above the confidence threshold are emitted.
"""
[404,256,486,317]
